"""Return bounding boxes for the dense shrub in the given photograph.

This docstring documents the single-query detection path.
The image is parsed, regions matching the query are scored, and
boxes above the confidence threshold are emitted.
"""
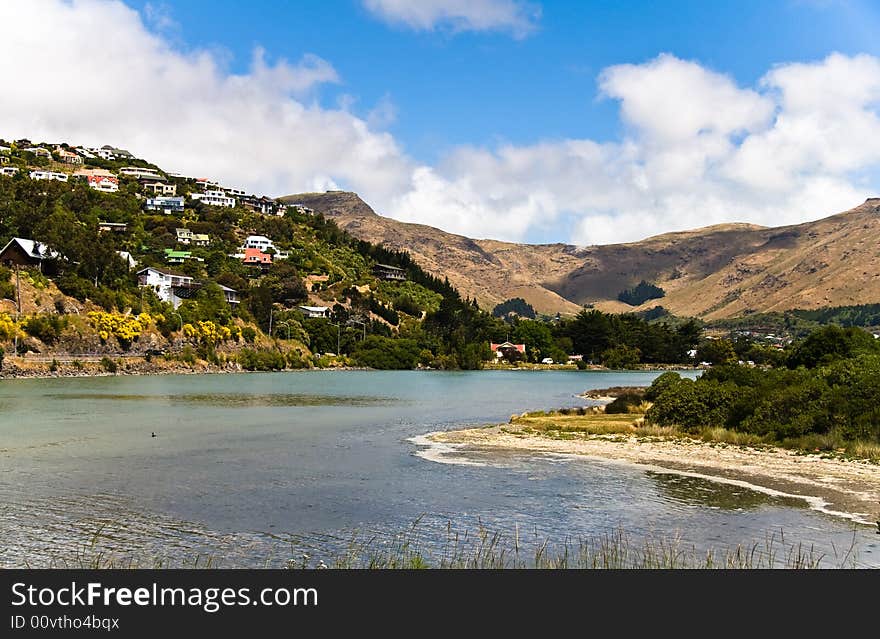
[238,348,286,371]
[22,314,67,345]
[604,391,645,414]
[617,281,665,306]
[353,336,420,369]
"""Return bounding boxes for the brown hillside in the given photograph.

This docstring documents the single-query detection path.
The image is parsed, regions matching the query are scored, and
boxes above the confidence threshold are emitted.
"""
[279,192,880,319]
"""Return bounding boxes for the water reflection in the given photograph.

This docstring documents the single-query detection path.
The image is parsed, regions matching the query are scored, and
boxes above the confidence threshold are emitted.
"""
[40,393,396,407]
[646,471,805,511]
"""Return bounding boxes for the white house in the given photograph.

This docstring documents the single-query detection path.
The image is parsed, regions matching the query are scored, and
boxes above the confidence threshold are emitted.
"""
[88,147,116,161]
[0,167,19,177]
[87,175,119,192]
[298,306,330,318]
[119,166,163,180]
[29,170,68,182]
[220,285,240,305]
[117,251,138,270]
[136,267,195,309]
[190,190,236,208]
[243,235,275,252]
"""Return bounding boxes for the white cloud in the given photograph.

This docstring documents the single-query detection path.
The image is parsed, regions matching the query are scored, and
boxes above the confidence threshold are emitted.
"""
[2,1,880,247]
[385,52,880,244]
[362,0,540,37]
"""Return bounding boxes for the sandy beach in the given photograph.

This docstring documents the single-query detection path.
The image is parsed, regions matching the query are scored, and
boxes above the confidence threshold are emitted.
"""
[428,424,880,526]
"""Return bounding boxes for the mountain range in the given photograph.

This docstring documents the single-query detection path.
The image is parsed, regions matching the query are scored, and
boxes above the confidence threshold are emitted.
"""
[279,191,880,319]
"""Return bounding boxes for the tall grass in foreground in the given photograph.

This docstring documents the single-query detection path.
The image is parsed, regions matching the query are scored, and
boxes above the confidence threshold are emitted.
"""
[39,521,861,569]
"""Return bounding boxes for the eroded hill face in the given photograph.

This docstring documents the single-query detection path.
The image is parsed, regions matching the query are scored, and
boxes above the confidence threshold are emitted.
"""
[279,192,880,319]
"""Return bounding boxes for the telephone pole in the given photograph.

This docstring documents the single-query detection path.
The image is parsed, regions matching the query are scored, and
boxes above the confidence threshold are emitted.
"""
[13,263,21,357]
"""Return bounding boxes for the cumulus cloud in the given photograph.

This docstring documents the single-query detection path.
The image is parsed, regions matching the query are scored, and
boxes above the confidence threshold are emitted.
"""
[2,1,880,246]
[0,0,414,203]
[362,0,540,37]
[386,52,880,244]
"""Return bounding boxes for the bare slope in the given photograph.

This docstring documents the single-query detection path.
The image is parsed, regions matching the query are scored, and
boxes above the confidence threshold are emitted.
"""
[280,192,880,319]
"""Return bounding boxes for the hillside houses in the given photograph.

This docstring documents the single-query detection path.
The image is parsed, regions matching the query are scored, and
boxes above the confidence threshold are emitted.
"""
[0,167,19,177]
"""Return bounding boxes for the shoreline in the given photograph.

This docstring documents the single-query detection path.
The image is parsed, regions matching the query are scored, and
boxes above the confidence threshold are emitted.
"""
[425,425,880,526]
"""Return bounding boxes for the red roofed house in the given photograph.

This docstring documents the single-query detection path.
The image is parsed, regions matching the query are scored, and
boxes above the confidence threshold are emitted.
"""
[87,175,119,193]
[490,342,526,361]
[242,247,272,271]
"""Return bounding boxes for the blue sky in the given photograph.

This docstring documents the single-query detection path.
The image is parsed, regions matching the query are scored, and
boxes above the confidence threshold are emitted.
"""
[4,0,880,244]
[127,0,880,163]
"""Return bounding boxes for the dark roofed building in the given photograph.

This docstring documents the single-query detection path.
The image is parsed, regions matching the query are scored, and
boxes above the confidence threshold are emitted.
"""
[0,237,61,270]
[372,263,406,281]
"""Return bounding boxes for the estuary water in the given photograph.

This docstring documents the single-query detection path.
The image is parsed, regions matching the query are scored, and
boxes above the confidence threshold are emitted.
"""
[1,370,877,567]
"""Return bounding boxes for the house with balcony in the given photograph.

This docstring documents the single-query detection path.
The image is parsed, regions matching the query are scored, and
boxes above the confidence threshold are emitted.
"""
[87,174,119,192]
[176,228,210,247]
[55,147,83,165]
[136,267,196,309]
[298,305,330,319]
[372,263,407,281]
[98,221,128,233]
[141,180,177,196]
[145,196,185,214]
[29,170,68,182]
[190,190,235,208]
[120,166,163,180]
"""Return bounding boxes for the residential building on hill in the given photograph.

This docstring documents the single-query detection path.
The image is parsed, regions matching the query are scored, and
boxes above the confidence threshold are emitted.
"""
[87,175,119,192]
[29,170,68,182]
[241,247,272,270]
[372,263,406,281]
[176,228,210,246]
[145,196,185,213]
[141,180,177,196]
[190,190,235,208]
[23,146,52,159]
[55,147,83,164]
[137,267,195,309]
[0,237,61,270]
[243,235,275,252]
[120,166,163,180]
[298,306,330,319]
[0,167,19,177]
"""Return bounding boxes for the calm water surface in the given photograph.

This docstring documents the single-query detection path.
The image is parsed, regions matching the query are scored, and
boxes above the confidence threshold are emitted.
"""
[1,370,876,567]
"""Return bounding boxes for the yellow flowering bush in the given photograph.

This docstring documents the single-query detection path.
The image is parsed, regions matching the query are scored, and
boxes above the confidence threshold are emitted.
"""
[0,313,23,341]
[181,321,232,346]
[88,312,156,348]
